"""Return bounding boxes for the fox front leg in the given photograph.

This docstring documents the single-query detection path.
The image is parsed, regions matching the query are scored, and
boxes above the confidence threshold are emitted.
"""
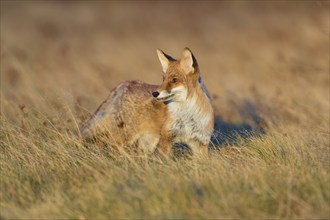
[154,136,172,157]
[189,141,209,158]
[154,127,175,157]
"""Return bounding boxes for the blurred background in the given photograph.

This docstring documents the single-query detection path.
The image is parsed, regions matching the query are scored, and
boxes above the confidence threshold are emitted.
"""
[1,1,329,133]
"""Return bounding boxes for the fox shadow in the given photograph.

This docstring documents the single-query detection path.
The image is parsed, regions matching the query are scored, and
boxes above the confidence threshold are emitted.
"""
[174,99,266,154]
[210,100,266,148]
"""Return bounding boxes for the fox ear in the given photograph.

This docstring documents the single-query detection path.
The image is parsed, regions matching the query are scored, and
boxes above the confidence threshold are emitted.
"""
[180,47,198,74]
[157,49,175,73]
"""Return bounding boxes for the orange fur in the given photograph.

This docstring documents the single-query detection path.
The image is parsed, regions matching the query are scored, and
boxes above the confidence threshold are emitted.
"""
[80,48,214,156]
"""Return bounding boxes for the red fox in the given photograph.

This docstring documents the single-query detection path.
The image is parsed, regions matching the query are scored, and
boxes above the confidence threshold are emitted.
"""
[80,48,214,156]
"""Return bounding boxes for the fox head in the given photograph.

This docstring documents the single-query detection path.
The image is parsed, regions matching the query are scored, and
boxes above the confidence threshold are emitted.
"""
[152,48,201,102]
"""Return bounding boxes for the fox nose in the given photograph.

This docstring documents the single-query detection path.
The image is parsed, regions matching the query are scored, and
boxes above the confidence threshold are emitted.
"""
[152,91,159,98]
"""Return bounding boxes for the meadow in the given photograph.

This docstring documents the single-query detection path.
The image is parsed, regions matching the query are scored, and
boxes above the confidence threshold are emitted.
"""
[1,2,329,218]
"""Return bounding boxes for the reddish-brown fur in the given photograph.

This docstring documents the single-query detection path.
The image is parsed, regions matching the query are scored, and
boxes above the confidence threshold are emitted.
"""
[80,48,214,156]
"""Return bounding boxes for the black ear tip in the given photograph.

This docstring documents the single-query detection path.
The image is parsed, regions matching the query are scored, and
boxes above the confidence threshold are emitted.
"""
[184,47,191,52]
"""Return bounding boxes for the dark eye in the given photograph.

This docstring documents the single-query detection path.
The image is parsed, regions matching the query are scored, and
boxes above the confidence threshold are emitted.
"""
[172,78,177,83]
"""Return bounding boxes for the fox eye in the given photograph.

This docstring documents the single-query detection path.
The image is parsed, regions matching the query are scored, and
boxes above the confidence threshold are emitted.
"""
[172,78,177,83]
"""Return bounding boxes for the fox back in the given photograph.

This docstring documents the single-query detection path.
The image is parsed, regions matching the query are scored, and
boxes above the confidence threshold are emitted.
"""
[80,48,214,156]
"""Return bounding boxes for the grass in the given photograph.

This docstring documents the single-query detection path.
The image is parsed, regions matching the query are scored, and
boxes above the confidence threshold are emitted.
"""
[1,114,329,218]
[1,1,329,219]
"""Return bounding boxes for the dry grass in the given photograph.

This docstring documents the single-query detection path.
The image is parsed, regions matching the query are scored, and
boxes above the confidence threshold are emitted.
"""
[1,1,329,219]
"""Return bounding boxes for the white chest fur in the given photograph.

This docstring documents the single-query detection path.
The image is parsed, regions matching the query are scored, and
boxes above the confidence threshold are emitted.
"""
[167,94,212,145]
